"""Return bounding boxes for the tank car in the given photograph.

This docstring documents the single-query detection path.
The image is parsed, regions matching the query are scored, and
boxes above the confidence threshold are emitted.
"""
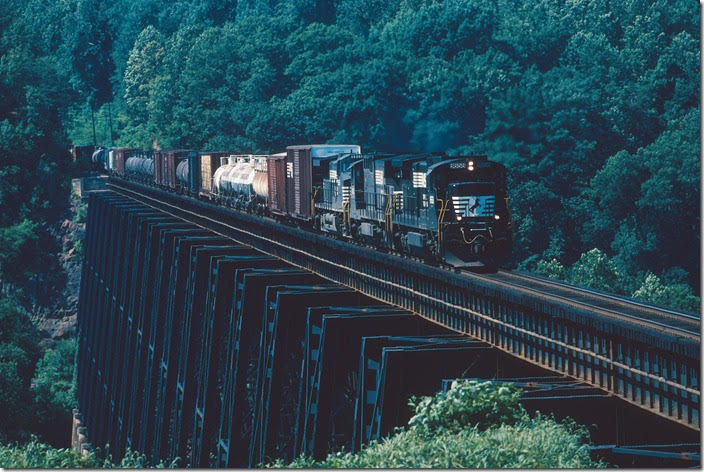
[211,155,269,212]
[125,150,156,183]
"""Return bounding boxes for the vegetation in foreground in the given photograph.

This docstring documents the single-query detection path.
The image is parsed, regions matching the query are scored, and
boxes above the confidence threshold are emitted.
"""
[0,439,177,468]
[270,380,605,468]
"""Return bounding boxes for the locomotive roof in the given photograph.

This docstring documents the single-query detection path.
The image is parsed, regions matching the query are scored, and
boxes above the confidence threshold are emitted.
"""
[286,144,360,149]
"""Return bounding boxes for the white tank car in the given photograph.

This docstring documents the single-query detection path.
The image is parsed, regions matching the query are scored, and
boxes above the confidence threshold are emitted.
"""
[212,155,268,200]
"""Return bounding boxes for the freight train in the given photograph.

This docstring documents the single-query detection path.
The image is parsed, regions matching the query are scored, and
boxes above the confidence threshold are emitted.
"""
[87,144,512,268]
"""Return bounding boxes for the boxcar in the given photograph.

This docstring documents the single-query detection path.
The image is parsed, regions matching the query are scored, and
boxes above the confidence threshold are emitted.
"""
[199,151,231,198]
[163,149,194,190]
[267,152,287,215]
[284,145,361,220]
[114,147,136,176]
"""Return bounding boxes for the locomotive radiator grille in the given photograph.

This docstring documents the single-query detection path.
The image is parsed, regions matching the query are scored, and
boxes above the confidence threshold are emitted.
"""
[451,195,495,218]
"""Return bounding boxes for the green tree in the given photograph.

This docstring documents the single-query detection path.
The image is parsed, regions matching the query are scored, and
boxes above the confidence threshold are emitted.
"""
[632,273,699,313]
[0,297,41,442]
[535,258,567,280]
[569,248,629,294]
[32,339,78,447]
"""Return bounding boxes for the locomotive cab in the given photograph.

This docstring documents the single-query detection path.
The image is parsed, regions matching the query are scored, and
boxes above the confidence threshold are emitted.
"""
[432,157,512,268]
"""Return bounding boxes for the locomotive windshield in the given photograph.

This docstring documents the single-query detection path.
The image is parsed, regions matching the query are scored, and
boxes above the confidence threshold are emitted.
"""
[448,182,496,218]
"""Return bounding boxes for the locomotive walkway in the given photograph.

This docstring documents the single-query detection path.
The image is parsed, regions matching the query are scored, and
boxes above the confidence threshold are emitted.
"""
[76,179,700,467]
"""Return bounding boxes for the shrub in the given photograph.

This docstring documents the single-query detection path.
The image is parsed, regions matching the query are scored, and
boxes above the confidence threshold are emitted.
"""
[272,380,604,468]
[408,379,525,435]
[0,438,178,468]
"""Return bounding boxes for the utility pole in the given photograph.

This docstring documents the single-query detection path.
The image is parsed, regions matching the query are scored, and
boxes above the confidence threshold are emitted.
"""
[108,102,115,145]
[90,103,97,147]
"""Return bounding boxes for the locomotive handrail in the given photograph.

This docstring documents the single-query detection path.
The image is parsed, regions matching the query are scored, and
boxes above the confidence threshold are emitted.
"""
[384,194,393,241]
[436,198,449,244]
[311,187,320,220]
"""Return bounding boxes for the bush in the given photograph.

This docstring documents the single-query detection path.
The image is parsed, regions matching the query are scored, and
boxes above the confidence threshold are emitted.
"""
[32,339,77,447]
[0,438,178,468]
[71,240,84,261]
[0,296,42,442]
[0,438,99,468]
[408,379,525,435]
[73,201,88,225]
[272,380,603,468]
[632,272,700,313]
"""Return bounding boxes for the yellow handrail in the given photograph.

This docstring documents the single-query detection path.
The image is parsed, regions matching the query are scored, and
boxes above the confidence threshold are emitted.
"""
[437,198,449,244]
[385,193,393,234]
[343,200,350,227]
[311,187,319,220]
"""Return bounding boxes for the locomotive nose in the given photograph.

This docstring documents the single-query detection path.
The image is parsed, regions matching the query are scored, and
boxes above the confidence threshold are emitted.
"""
[471,239,485,255]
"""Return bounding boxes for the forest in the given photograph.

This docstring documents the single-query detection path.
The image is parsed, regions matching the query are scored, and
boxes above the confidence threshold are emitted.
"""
[0,0,700,465]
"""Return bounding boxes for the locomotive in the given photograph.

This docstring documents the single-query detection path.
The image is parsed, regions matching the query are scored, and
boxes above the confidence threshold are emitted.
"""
[90,143,512,268]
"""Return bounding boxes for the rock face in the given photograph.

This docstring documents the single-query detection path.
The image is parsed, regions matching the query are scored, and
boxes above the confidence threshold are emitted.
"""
[38,312,77,340]
[36,195,86,343]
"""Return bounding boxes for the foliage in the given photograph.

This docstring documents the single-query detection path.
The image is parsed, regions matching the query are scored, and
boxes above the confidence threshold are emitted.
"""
[31,339,77,447]
[280,417,601,468]
[73,199,88,224]
[569,249,627,294]
[0,438,100,468]
[0,220,41,286]
[0,296,41,443]
[271,380,603,468]
[632,272,700,313]
[534,258,566,280]
[0,438,178,468]
[531,249,700,313]
[408,379,524,435]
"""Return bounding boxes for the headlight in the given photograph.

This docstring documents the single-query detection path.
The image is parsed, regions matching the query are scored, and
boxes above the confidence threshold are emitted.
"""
[467,160,474,171]
[494,214,500,220]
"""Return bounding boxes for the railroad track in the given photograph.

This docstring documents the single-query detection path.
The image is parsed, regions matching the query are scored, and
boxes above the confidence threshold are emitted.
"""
[472,270,700,339]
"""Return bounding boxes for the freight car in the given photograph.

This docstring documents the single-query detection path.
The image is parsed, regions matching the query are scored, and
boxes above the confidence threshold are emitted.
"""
[71,145,95,170]
[92,146,136,175]
[211,154,269,212]
[125,150,156,183]
[112,143,512,268]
